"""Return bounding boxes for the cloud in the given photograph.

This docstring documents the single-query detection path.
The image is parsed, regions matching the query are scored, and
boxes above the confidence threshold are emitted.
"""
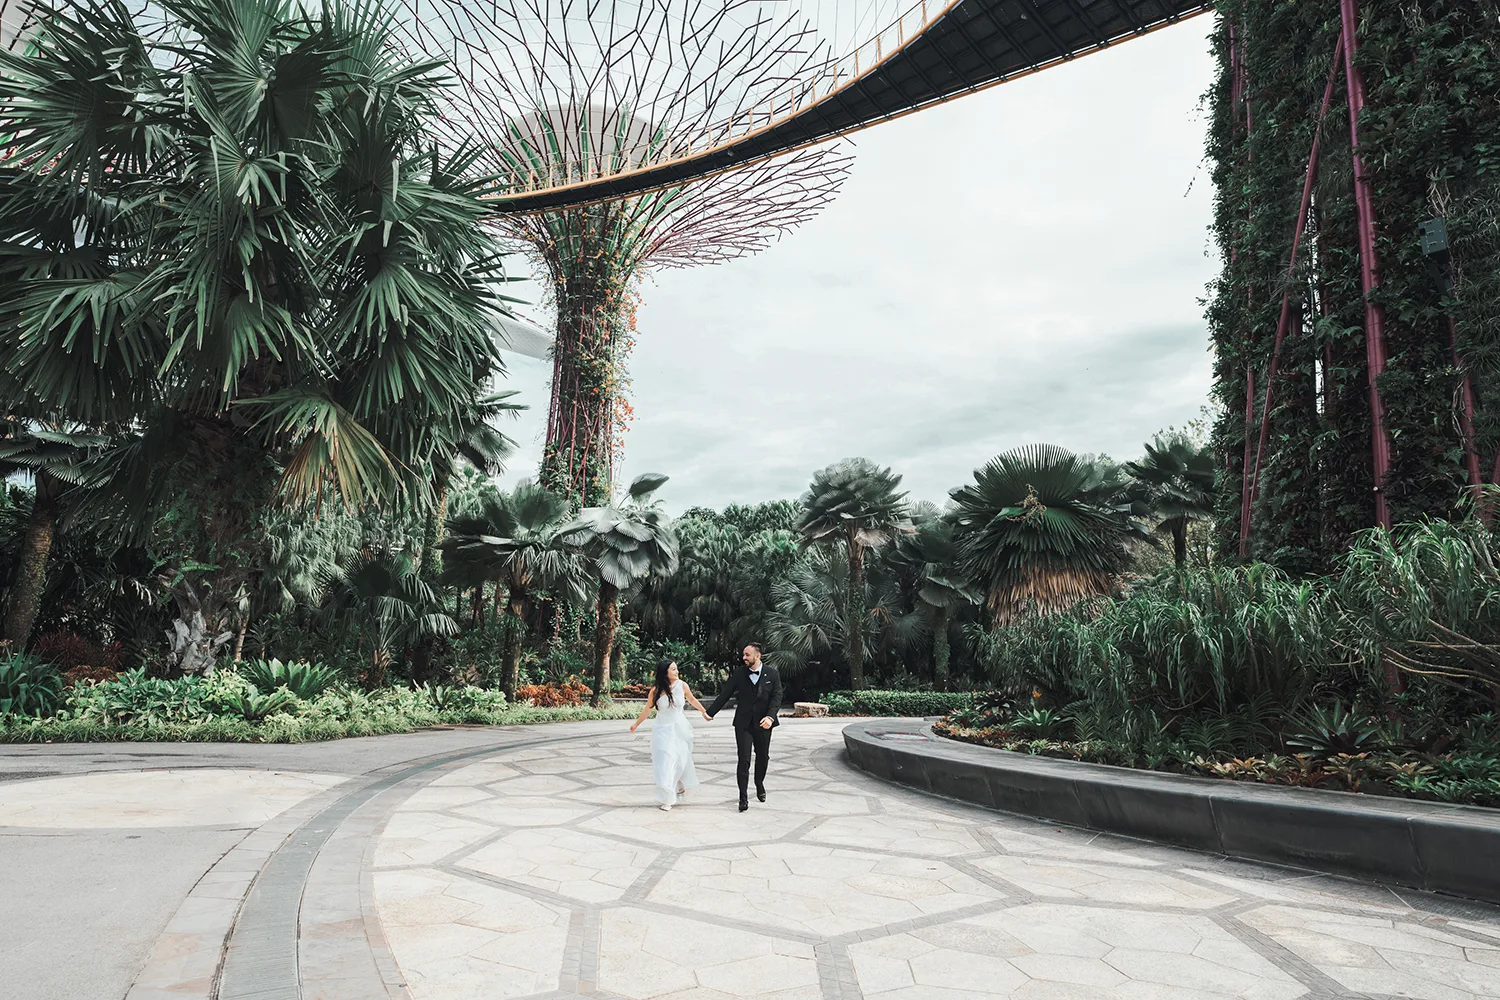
[496,18,1220,512]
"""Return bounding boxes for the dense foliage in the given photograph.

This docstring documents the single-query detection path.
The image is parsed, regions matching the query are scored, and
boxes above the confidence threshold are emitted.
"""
[937,505,1500,806]
[1207,2,1500,570]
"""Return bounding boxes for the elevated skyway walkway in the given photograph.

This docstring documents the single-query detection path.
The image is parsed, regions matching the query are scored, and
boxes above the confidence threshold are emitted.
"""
[492,0,1213,214]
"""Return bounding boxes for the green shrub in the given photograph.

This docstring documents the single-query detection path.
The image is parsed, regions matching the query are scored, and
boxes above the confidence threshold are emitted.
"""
[65,668,216,724]
[0,699,635,743]
[0,653,63,718]
[217,688,301,722]
[1009,706,1072,739]
[822,690,973,717]
[239,659,340,700]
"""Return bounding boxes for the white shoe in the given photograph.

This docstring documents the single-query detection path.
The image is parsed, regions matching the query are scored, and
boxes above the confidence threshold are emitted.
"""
[659,803,673,812]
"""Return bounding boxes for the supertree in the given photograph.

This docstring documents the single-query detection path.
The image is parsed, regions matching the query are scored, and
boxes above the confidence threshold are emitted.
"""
[401,0,852,506]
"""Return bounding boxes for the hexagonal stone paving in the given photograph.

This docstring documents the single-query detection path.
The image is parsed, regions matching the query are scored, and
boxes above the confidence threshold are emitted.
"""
[600,907,821,999]
[650,843,1005,936]
[365,720,1500,1000]
[462,827,658,902]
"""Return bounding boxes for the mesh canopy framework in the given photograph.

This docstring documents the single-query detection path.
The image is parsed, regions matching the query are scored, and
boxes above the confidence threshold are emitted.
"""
[400,0,855,271]
[486,0,1215,213]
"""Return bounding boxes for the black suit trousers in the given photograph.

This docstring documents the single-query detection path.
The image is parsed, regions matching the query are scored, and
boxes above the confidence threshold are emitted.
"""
[734,724,772,798]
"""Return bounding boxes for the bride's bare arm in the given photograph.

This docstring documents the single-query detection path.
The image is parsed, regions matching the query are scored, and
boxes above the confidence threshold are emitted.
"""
[629,689,656,732]
[683,683,709,718]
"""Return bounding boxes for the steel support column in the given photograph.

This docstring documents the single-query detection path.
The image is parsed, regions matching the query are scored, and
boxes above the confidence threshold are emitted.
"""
[1242,35,1345,549]
[1340,0,1393,531]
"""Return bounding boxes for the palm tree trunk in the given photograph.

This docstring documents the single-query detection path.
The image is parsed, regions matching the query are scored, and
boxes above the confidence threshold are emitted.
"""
[932,604,951,690]
[592,581,619,706]
[232,615,249,663]
[845,529,865,690]
[504,587,526,699]
[4,483,59,648]
[1172,518,1188,568]
[420,472,450,580]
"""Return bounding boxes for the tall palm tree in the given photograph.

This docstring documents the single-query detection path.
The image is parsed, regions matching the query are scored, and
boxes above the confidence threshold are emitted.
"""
[889,511,979,688]
[1124,433,1216,568]
[0,0,509,667]
[0,421,107,647]
[441,480,580,697]
[556,474,678,706]
[417,390,524,581]
[796,458,910,689]
[951,444,1148,622]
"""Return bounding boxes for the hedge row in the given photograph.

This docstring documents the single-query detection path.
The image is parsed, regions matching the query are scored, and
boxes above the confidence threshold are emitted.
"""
[821,690,973,718]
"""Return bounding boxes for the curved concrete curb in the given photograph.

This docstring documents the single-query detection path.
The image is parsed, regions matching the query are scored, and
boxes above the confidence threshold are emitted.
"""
[843,719,1500,905]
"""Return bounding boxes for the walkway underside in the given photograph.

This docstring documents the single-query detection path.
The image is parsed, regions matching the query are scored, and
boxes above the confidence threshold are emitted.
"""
[492,0,1214,215]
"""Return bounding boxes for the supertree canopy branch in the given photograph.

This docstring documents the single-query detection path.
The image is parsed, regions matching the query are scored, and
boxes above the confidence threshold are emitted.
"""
[399,0,852,506]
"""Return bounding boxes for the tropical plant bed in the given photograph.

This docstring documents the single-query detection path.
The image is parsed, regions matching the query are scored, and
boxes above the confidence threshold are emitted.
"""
[932,717,1500,809]
[0,662,632,744]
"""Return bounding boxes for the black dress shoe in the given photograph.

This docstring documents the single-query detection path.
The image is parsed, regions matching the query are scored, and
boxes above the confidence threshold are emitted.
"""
[738,797,749,812]
[756,787,767,803]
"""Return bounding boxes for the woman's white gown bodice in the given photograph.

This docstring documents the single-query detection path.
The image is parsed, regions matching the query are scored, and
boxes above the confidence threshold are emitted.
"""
[650,680,698,805]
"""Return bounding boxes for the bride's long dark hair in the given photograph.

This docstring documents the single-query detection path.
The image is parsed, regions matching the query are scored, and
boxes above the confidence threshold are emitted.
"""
[653,659,676,706]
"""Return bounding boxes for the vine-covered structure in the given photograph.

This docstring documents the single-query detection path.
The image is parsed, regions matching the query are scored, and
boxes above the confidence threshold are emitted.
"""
[1208,0,1500,571]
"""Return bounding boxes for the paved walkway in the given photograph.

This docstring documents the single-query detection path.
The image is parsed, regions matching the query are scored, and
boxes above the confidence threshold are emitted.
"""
[5,720,1500,1000]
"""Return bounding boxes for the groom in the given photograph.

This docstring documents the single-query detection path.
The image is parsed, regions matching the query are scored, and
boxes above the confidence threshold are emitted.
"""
[706,642,783,812]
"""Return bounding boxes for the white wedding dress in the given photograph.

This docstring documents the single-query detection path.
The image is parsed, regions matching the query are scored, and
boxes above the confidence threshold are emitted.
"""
[651,680,698,806]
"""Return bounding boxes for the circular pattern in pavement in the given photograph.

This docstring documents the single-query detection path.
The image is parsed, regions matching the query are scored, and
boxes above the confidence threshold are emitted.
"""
[366,721,1500,1000]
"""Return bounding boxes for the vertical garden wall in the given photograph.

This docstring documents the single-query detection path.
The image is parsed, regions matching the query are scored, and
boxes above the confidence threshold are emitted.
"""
[1208,1,1500,571]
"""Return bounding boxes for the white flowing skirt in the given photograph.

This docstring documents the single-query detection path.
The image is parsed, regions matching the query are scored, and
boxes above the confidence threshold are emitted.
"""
[650,714,698,805]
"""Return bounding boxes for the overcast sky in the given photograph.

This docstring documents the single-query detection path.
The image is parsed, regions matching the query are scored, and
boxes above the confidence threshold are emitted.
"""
[495,17,1220,512]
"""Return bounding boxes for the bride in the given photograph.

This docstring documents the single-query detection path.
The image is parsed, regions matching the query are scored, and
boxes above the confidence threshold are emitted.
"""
[629,659,708,811]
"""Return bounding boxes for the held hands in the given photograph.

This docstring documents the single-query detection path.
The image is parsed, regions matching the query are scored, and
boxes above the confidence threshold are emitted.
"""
[700,709,711,721]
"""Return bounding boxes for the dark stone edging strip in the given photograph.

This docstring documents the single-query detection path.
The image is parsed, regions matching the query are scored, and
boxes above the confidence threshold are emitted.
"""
[216,730,602,1000]
[842,720,1500,905]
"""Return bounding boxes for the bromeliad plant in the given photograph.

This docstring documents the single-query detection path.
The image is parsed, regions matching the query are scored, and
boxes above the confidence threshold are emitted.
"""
[238,658,341,701]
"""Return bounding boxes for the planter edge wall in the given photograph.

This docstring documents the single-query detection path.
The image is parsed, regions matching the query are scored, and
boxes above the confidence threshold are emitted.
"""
[842,720,1500,904]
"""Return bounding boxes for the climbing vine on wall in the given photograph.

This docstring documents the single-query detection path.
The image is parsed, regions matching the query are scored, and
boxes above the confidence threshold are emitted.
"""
[1206,0,1500,571]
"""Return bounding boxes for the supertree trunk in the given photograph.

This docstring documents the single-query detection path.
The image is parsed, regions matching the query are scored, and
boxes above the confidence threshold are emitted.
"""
[538,209,637,509]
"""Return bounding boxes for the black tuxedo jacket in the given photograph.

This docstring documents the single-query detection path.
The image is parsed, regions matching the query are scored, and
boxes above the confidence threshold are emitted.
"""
[707,664,783,729]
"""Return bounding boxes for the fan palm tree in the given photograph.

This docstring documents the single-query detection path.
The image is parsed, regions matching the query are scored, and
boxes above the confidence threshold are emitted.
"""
[0,421,108,647]
[0,0,510,666]
[796,458,910,689]
[950,444,1148,623]
[325,549,457,687]
[556,474,678,706]
[1124,432,1216,568]
[441,480,580,697]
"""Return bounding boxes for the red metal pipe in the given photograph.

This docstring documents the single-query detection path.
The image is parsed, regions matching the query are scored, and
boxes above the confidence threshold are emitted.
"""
[1340,0,1393,531]
[1447,316,1483,490]
[1239,367,1256,555]
[1244,35,1345,538]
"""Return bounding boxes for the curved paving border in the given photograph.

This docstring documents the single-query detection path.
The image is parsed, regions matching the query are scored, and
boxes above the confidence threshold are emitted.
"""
[123,728,606,1000]
[843,720,1500,905]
